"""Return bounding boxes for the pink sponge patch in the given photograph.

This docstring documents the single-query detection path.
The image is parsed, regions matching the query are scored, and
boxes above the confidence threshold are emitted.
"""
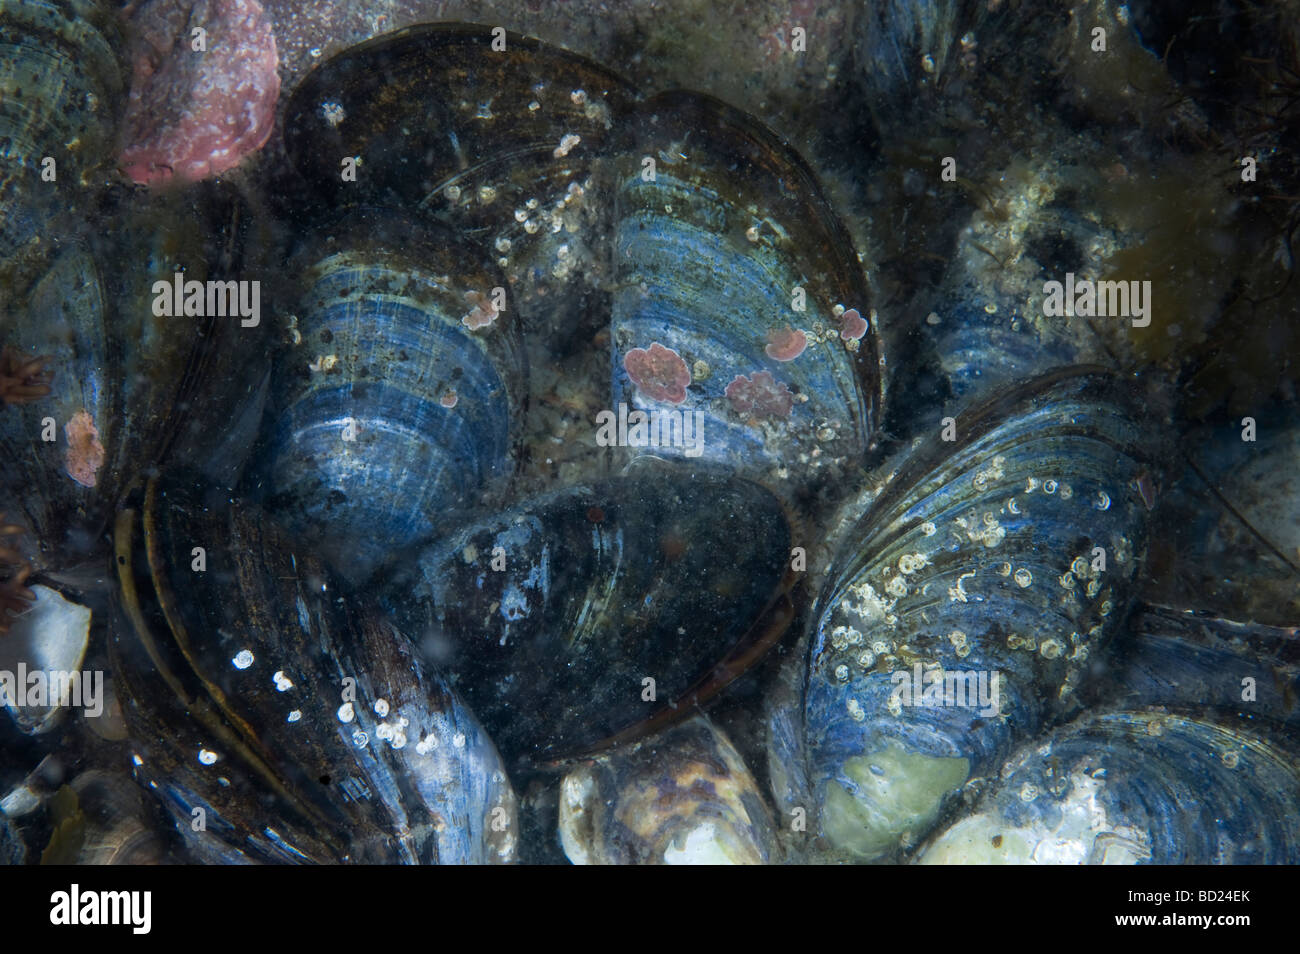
[623,342,691,405]
[726,371,793,419]
[121,0,280,186]
[839,308,868,341]
[764,326,807,362]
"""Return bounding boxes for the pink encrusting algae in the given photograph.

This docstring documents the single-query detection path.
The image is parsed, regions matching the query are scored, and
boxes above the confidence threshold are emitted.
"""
[64,410,105,489]
[725,371,794,419]
[764,326,807,361]
[624,342,691,405]
[839,308,868,341]
[120,0,280,186]
[461,291,500,330]
[440,390,459,409]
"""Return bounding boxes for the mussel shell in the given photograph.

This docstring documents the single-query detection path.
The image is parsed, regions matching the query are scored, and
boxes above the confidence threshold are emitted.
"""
[283,23,637,325]
[0,809,23,865]
[110,475,518,864]
[609,91,879,491]
[1092,605,1300,727]
[263,209,527,585]
[918,708,1300,864]
[385,461,797,765]
[803,366,1160,860]
[0,201,251,573]
[559,716,778,864]
[0,0,126,283]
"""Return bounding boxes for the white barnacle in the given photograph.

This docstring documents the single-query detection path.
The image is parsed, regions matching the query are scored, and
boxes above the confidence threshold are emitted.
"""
[287,710,302,723]
[1094,490,1111,511]
[273,670,293,692]
[1014,568,1033,588]
[337,702,355,724]
[847,697,866,722]
[1044,479,1058,494]
[198,748,219,766]
[374,698,389,717]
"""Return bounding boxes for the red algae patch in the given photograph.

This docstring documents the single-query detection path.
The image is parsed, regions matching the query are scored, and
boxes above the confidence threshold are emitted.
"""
[461,291,500,330]
[120,0,280,186]
[64,410,105,488]
[624,342,691,405]
[764,326,807,361]
[839,308,868,341]
[725,371,793,419]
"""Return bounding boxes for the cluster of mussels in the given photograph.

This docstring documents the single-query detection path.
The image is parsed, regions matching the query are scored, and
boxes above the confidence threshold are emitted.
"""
[1,2,1298,865]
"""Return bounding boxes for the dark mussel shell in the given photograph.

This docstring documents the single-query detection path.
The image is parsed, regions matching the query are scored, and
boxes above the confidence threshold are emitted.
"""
[1093,605,1300,728]
[0,200,266,576]
[0,0,126,284]
[283,23,637,325]
[801,366,1161,860]
[110,474,518,864]
[263,210,527,585]
[609,91,880,492]
[385,461,798,765]
[918,707,1300,864]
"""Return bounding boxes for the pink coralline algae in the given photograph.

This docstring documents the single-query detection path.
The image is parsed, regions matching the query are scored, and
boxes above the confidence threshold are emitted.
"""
[764,326,807,362]
[726,371,793,419]
[624,342,691,405]
[64,410,105,489]
[120,0,280,186]
[461,291,500,330]
[839,308,868,341]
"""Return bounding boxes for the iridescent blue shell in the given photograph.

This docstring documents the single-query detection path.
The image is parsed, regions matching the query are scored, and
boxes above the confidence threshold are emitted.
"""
[918,708,1300,864]
[264,212,527,585]
[1095,606,1300,729]
[609,91,880,493]
[803,367,1160,860]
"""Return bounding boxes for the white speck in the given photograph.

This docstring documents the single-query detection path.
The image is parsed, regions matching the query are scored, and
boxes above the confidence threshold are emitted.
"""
[131,754,143,767]
[416,734,437,755]
[570,89,587,105]
[374,698,389,717]
[391,730,407,750]
[453,732,467,749]
[198,749,219,765]
[337,702,355,723]
[274,671,294,692]
[233,650,254,670]
[320,101,345,127]
[553,133,581,158]
[288,710,302,723]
